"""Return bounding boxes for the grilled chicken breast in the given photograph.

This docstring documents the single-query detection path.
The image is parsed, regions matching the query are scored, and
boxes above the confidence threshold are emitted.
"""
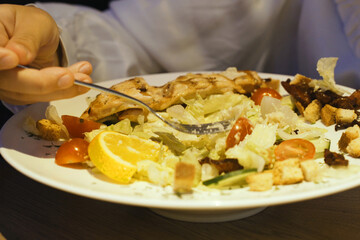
[81,68,279,122]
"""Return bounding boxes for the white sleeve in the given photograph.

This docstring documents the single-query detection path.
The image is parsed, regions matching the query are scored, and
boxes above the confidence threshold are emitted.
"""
[36,0,294,79]
[36,0,360,89]
[106,0,293,73]
[335,0,360,59]
[35,2,163,82]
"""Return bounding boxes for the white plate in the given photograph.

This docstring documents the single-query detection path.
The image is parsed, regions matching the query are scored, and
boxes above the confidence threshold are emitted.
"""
[1,72,360,222]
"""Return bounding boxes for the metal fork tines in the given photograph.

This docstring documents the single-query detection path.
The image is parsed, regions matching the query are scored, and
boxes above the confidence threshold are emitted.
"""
[74,80,232,135]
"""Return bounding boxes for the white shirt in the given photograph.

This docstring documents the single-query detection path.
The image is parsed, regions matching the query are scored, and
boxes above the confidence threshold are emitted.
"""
[33,0,360,88]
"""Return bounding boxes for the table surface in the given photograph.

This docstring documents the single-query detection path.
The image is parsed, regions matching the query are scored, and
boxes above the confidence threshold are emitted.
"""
[0,102,359,240]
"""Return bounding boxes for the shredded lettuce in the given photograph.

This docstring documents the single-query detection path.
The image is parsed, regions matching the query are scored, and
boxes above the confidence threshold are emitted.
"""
[261,96,299,128]
[226,146,266,172]
[135,160,174,186]
[208,135,227,160]
[225,123,277,172]
[246,123,277,150]
[309,57,347,95]
[181,92,256,123]
[84,118,132,142]
[166,105,199,124]
[277,122,327,140]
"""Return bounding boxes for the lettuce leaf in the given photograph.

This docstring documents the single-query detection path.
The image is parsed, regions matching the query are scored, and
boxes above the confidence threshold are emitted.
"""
[309,57,347,95]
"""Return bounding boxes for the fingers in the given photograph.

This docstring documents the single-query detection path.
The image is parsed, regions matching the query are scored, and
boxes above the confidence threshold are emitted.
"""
[0,61,93,93]
[0,86,89,105]
[0,5,60,68]
[0,4,93,104]
[0,47,19,70]
[0,24,18,69]
[8,6,59,65]
[0,67,74,94]
[68,61,93,76]
[0,72,92,105]
[0,62,93,105]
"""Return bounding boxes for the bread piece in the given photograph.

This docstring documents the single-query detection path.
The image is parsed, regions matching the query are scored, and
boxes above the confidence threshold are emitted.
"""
[304,99,322,124]
[290,74,313,85]
[300,160,320,182]
[173,162,196,193]
[273,158,304,185]
[335,108,357,124]
[338,125,360,152]
[320,104,338,126]
[36,119,63,141]
[260,78,280,91]
[246,172,273,191]
[295,101,305,116]
[346,138,360,158]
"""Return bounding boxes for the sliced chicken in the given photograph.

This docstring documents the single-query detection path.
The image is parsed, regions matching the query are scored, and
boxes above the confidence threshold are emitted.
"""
[81,68,279,122]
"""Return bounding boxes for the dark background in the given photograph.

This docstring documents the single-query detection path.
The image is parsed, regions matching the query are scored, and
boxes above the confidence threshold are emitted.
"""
[4,1,110,10]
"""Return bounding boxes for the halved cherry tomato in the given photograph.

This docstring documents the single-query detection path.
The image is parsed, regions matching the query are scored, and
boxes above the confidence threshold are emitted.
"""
[226,117,253,149]
[274,138,315,161]
[55,138,89,165]
[61,115,102,138]
[251,87,282,105]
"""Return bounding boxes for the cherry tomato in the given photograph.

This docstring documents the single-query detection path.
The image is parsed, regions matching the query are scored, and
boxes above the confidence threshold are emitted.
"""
[61,115,102,138]
[274,138,315,161]
[55,138,89,165]
[251,87,282,105]
[226,117,253,149]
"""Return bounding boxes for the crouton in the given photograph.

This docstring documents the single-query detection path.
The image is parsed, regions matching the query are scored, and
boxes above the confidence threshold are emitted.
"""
[36,119,63,141]
[274,158,300,168]
[346,138,360,158]
[349,89,360,106]
[335,108,357,124]
[295,101,305,116]
[303,99,322,124]
[338,125,360,152]
[173,162,196,193]
[300,160,320,182]
[338,124,360,156]
[320,104,338,126]
[273,158,304,185]
[343,124,360,139]
[273,166,304,185]
[260,78,280,91]
[290,74,313,85]
[246,172,273,191]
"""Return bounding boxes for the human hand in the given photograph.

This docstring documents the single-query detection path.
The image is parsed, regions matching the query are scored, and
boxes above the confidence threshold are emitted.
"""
[0,4,93,105]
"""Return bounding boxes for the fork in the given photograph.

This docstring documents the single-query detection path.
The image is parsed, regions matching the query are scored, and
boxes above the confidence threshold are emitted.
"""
[17,64,232,134]
[74,80,232,135]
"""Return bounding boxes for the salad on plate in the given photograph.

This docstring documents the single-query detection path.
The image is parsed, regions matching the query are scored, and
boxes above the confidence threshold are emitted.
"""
[22,57,360,194]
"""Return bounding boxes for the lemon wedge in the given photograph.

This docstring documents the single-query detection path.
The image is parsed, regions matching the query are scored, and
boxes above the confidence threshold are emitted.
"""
[88,131,161,183]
